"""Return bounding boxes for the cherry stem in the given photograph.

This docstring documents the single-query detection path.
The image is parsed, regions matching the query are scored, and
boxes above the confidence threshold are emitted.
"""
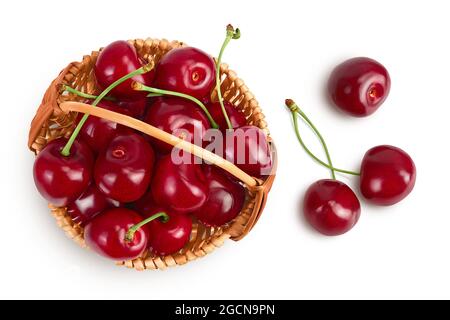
[125,212,169,242]
[60,62,155,157]
[285,99,361,178]
[62,85,115,101]
[215,24,241,130]
[132,82,219,129]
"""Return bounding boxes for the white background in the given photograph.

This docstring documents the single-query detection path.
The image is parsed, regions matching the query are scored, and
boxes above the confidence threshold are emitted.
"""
[1,0,449,300]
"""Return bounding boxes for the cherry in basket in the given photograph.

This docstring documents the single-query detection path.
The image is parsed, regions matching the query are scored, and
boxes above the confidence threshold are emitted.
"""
[154,47,216,100]
[151,154,208,214]
[95,40,155,100]
[95,131,155,203]
[193,166,245,227]
[33,138,93,207]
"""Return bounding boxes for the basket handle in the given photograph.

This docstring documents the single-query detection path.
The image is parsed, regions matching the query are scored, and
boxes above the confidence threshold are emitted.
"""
[60,101,261,187]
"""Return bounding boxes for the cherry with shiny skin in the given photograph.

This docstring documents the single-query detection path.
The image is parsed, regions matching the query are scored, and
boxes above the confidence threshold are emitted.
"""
[360,145,416,206]
[303,179,361,236]
[144,97,210,153]
[154,47,216,100]
[78,100,132,153]
[94,40,154,100]
[33,138,93,207]
[95,132,155,202]
[84,208,148,261]
[193,166,245,226]
[134,197,192,256]
[151,154,208,214]
[328,57,390,117]
[207,101,246,130]
[67,184,120,226]
[223,125,273,177]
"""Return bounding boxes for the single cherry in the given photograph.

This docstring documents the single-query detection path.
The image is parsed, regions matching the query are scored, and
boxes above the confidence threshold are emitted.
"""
[328,57,390,117]
[78,100,132,153]
[33,138,93,207]
[207,101,246,130]
[84,208,148,261]
[360,145,416,206]
[303,179,361,236]
[154,47,216,100]
[151,154,208,214]
[135,198,192,256]
[223,126,273,177]
[147,214,192,256]
[144,97,210,153]
[67,184,120,226]
[95,132,155,202]
[94,40,154,100]
[193,166,245,226]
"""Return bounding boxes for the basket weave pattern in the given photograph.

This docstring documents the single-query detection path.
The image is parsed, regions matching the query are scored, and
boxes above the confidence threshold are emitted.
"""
[28,38,276,270]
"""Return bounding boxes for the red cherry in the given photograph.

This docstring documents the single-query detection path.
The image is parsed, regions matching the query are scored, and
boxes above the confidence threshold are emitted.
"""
[94,40,154,100]
[151,154,208,214]
[154,47,216,99]
[360,145,416,206]
[84,208,148,261]
[133,190,166,216]
[147,214,192,256]
[144,97,210,153]
[223,126,273,177]
[95,132,155,202]
[67,184,120,226]
[206,101,246,130]
[328,57,390,117]
[78,100,132,153]
[304,179,361,236]
[116,98,148,119]
[33,138,93,207]
[193,166,245,226]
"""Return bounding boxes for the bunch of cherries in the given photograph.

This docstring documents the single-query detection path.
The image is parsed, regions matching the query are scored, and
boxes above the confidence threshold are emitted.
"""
[286,57,416,236]
[33,26,273,261]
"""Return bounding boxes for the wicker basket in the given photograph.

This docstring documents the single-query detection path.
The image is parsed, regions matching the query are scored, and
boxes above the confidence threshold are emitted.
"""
[28,38,277,270]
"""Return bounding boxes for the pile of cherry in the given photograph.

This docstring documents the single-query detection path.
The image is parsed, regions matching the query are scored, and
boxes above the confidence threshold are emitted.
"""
[286,57,416,236]
[33,27,273,261]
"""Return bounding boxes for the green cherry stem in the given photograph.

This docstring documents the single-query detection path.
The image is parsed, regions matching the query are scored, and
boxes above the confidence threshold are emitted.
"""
[125,212,169,242]
[215,24,241,130]
[285,99,360,178]
[60,62,155,157]
[62,85,114,101]
[132,82,219,129]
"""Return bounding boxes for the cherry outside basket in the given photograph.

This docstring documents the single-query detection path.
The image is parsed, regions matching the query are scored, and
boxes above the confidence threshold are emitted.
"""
[28,38,277,270]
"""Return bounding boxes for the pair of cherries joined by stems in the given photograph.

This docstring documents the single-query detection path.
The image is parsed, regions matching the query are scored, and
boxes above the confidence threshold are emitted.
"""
[34,26,272,260]
[286,57,415,236]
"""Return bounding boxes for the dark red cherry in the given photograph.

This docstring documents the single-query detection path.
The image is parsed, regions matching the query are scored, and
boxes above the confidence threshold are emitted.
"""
[193,166,245,226]
[360,145,416,206]
[328,57,390,117]
[154,47,216,99]
[147,214,192,256]
[78,101,132,153]
[94,40,154,100]
[95,132,155,202]
[144,97,210,153]
[303,179,361,236]
[116,98,148,119]
[67,184,120,226]
[223,126,273,177]
[133,190,166,217]
[151,155,208,214]
[207,101,246,130]
[84,208,148,261]
[33,138,93,207]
